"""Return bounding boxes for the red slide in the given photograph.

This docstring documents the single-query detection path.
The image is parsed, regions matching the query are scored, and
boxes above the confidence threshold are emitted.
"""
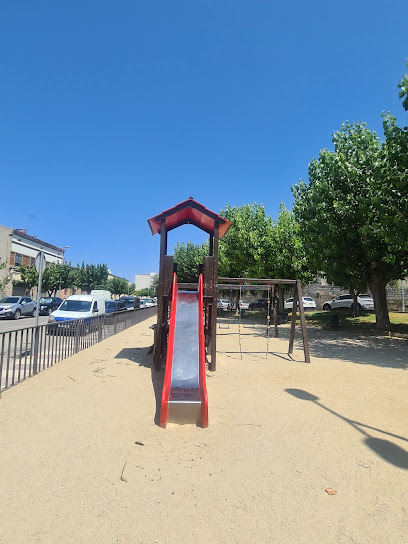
[160,273,208,428]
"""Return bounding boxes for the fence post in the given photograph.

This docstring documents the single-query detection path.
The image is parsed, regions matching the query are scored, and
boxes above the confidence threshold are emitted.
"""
[32,327,40,374]
[98,315,103,342]
[74,322,80,353]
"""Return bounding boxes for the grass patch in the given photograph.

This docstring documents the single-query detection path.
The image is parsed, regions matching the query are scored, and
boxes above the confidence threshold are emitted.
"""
[303,311,408,335]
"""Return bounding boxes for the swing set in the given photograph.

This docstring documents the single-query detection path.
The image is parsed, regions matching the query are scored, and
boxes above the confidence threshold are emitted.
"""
[218,277,310,363]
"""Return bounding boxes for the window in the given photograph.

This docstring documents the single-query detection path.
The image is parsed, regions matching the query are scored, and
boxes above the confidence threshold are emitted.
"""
[15,253,22,266]
[93,302,98,312]
[30,257,35,267]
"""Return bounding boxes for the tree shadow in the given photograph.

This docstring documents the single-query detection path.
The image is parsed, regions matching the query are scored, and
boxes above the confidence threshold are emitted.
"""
[286,388,408,469]
[114,346,164,426]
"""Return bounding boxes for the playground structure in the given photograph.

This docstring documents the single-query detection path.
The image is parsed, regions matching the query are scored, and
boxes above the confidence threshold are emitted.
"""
[148,198,310,427]
[147,198,232,427]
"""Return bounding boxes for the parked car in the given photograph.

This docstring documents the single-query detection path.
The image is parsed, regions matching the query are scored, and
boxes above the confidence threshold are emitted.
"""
[239,300,250,310]
[39,297,63,316]
[0,296,37,319]
[141,298,156,307]
[105,300,127,313]
[217,299,231,311]
[284,296,316,310]
[119,296,140,310]
[248,299,269,311]
[322,294,375,311]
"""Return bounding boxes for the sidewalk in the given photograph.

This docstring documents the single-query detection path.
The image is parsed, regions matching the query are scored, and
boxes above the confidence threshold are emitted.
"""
[0,317,407,543]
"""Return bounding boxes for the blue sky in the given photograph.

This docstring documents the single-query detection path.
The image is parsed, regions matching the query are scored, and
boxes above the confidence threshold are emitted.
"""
[1,1,407,279]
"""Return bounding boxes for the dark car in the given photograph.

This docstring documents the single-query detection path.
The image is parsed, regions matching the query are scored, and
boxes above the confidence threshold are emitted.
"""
[105,300,127,313]
[39,297,63,316]
[248,299,269,311]
[119,296,140,309]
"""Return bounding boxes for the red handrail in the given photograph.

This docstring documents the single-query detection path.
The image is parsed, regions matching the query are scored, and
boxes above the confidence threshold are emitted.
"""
[198,274,208,427]
[160,273,178,428]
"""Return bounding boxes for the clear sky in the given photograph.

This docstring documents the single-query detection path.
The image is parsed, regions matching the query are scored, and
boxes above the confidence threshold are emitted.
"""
[1,1,407,279]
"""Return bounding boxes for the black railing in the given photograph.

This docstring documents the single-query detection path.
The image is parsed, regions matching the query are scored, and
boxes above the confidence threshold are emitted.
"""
[0,306,157,391]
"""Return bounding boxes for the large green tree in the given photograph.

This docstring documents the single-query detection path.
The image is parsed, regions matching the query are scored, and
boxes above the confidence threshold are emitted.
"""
[75,262,109,293]
[106,276,129,298]
[19,266,38,295]
[218,203,273,278]
[293,121,408,330]
[173,241,209,283]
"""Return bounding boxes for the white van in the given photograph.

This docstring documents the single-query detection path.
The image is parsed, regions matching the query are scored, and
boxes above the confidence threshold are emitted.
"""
[48,294,106,324]
[90,290,111,300]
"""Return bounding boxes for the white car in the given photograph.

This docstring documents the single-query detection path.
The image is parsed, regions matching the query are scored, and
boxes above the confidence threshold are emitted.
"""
[217,299,230,311]
[142,298,155,308]
[284,296,316,310]
[322,294,374,311]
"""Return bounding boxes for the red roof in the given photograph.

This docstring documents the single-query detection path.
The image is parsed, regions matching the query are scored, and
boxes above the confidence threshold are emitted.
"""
[147,198,231,238]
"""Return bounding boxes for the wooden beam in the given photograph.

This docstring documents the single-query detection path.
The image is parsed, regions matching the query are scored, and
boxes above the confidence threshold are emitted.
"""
[210,222,219,371]
[219,277,297,285]
[296,280,310,363]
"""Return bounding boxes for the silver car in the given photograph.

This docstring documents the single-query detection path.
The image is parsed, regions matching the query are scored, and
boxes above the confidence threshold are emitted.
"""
[0,296,37,319]
[322,294,374,311]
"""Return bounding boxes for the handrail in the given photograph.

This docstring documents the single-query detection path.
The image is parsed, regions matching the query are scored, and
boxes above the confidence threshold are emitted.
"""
[198,273,208,427]
[160,272,178,428]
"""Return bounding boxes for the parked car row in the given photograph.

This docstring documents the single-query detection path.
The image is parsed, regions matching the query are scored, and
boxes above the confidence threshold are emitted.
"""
[217,293,375,313]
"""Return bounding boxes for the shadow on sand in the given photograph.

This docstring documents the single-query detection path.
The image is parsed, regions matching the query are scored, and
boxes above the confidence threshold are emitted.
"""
[115,346,164,426]
[286,388,408,470]
[218,317,408,370]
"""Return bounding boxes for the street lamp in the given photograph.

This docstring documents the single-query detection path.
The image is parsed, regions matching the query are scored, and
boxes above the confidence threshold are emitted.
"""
[58,246,70,297]
[128,274,132,295]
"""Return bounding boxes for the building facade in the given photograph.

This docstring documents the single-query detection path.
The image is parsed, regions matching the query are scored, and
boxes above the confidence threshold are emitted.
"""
[134,273,158,292]
[0,225,65,297]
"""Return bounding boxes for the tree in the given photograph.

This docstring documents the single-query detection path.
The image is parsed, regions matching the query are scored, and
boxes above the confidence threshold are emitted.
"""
[42,262,78,296]
[292,121,408,330]
[19,266,38,295]
[0,258,11,294]
[268,203,316,284]
[398,59,408,111]
[173,241,209,283]
[218,203,273,278]
[106,277,129,298]
[75,262,109,293]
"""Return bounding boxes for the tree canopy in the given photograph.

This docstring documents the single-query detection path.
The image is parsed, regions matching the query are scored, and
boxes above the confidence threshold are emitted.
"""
[173,241,209,283]
[292,119,408,330]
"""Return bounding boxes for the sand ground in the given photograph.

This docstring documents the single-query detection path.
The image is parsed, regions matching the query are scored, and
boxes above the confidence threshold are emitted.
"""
[0,316,407,544]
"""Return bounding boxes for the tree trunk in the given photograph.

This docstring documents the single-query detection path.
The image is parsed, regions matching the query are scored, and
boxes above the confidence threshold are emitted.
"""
[368,276,390,331]
[278,287,284,310]
[350,288,359,317]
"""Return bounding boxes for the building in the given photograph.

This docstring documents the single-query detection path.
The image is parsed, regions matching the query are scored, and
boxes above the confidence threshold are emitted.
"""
[0,225,65,297]
[134,273,158,292]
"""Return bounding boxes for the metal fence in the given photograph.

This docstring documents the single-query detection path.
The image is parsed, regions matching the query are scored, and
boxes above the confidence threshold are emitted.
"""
[0,306,157,391]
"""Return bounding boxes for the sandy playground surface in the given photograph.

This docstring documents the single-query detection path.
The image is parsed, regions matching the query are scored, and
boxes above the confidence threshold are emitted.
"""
[0,315,407,544]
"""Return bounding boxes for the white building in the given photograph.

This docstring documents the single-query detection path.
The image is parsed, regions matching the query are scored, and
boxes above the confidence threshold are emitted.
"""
[134,273,158,291]
[0,225,65,296]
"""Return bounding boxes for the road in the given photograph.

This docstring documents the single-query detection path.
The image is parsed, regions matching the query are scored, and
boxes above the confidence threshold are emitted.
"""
[0,315,49,333]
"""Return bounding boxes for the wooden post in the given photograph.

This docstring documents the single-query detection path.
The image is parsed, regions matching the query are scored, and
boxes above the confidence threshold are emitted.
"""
[296,281,310,363]
[154,219,167,371]
[288,283,299,356]
[210,222,219,371]
[209,234,214,257]
[272,285,278,338]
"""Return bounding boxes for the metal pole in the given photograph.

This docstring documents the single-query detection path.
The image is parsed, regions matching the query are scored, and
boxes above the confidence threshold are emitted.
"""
[35,251,44,328]
[402,280,405,312]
